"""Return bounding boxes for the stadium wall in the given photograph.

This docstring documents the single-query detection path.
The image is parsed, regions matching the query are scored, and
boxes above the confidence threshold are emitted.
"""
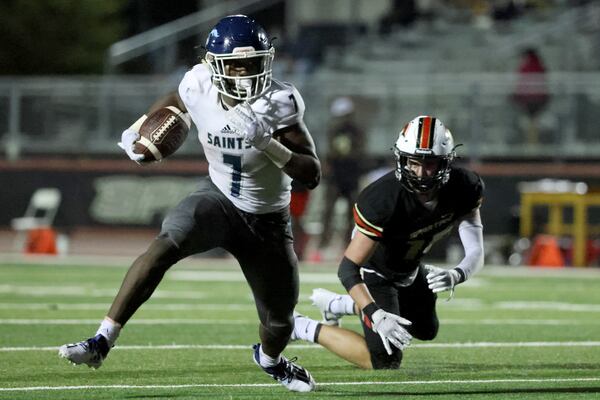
[3,159,600,237]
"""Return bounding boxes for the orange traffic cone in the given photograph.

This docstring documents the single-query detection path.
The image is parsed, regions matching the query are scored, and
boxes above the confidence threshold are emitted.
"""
[25,228,58,255]
[527,234,565,267]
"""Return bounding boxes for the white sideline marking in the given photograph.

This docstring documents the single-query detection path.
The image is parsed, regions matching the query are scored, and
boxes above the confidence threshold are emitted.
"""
[3,300,600,312]
[0,303,256,311]
[443,319,600,325]
[0,285,206,299]
[1,318,598,325]
[3,256,600,278]
[0,318,251,325]
[496,301,600,312]
[1,377,599,392]
[4,341,600,352]
[169,270,342,283]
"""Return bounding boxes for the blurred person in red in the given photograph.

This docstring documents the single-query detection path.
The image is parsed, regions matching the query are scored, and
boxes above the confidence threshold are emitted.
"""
[290,180,311,260]
[512,47,550,144]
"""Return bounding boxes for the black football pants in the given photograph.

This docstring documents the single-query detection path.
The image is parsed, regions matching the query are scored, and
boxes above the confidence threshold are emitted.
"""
[158,178,299,356]
[361,265,439,369]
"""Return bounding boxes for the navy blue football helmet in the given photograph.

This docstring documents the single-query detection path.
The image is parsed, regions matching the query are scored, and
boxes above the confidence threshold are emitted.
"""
[204,15,274,100]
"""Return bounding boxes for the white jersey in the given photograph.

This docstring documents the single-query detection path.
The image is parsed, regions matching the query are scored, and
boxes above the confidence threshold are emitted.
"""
[178,63,305,214]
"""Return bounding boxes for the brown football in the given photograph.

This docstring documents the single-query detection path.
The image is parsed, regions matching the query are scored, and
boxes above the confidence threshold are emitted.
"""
[134,106,191,162]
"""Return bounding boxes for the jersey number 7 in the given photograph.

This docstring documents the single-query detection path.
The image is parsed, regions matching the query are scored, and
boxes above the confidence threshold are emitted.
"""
[223,153,242,197]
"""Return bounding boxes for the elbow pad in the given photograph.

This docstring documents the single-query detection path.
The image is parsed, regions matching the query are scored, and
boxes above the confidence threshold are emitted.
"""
[338,256,363,291]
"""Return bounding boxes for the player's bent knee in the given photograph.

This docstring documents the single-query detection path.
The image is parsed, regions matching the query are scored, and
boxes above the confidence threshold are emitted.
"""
[136,238,180,274]
[265,320,294,337]
[263,316,294,339]
[370,351,402,370]
[410,320,439,341]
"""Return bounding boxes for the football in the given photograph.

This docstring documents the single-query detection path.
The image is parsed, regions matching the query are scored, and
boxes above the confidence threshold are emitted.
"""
[134,106,191,162]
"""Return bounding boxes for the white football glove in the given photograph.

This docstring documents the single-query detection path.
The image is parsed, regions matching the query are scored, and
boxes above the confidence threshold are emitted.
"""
[425,265,461,294]
[371,309,412,355]
[117,129,145,164]
[227,102,271,150]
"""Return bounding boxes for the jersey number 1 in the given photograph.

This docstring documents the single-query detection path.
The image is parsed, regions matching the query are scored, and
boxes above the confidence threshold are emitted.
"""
[223,154,242,197]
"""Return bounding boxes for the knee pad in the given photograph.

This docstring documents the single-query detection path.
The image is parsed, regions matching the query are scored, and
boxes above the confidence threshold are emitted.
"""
[262,313,294,339]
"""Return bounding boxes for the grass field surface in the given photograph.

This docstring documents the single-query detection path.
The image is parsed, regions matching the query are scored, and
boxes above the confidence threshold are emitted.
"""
[1,258,600,399]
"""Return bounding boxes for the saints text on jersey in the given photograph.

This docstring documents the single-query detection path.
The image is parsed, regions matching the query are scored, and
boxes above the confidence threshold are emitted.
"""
[206,125,252,150]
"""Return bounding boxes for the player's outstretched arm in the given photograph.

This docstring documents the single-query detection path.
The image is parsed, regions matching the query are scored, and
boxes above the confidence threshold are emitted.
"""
[425,208,484,295]
[338,232,412,355]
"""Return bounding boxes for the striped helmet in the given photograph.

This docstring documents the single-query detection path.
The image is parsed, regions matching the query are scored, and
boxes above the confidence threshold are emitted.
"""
[393,115,456,193]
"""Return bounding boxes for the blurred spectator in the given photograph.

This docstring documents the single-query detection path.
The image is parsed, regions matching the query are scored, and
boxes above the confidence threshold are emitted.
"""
[312,97,366,261]
[511,48,550,144]
[492,0,521,24]
[416,0,440,27]
[290,180,311,261]
[379,0,418,35]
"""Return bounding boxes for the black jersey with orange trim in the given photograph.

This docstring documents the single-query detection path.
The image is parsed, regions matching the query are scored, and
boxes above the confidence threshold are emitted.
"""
[353,166,484,281]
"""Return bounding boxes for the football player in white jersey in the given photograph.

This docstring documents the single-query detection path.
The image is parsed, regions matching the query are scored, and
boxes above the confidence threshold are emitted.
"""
[58,15,320,392]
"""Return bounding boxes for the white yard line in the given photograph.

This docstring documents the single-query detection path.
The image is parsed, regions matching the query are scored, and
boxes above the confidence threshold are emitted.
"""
[3,256,599,278]
[3,300,600,312]
[169,270,341,283]
[0,303,256,310]
[1,377,599,392]
[0,318,252,324]
[0,285,207,299]
[1,318,598,325]
[495,301,600,312]
[4,341,600,352]
[442,318,600,325]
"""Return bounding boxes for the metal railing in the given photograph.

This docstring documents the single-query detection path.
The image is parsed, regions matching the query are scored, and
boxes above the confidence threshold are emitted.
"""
[107,0,284,73]
[1,71,599,160]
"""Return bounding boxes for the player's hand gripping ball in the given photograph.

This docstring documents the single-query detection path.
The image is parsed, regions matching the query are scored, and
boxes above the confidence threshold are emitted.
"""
[133,106,191,162]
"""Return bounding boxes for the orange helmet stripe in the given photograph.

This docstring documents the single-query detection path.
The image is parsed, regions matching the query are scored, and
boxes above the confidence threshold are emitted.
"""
[418,116,434,149]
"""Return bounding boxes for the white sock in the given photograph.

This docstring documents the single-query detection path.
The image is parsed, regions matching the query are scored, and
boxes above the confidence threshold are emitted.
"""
[259,345,282,368]
[293,315,319,343]
[330,294,356,315]
[96,317,121,347]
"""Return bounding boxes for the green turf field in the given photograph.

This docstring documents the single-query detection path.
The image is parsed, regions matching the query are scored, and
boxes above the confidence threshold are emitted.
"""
[1,259,599,399]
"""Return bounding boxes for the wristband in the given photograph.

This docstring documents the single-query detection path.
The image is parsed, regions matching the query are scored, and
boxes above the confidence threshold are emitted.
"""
[263,139,293,168]
[453,267,466,284]
[129,114,148,132]
[361,302,380,330]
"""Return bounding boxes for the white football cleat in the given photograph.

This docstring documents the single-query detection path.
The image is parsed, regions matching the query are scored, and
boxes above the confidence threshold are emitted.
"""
[252,343,316,392]
[310,288,346,326]
[58,334,110,369]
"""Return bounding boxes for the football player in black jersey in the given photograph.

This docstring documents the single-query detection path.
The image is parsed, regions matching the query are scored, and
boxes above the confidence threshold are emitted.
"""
[291,115,484,369]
